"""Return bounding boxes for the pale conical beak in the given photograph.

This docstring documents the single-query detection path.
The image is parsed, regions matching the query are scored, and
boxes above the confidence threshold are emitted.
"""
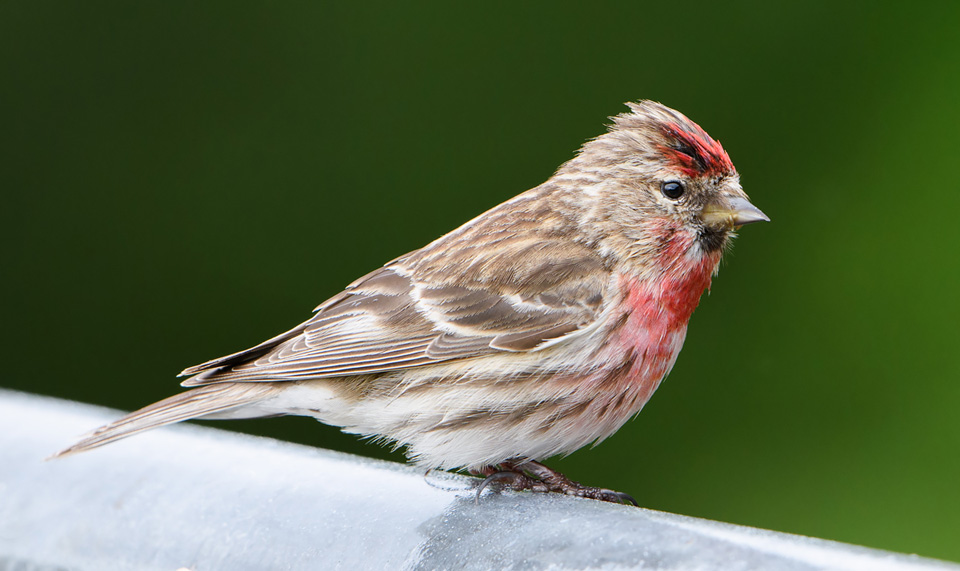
[702,196,770,228]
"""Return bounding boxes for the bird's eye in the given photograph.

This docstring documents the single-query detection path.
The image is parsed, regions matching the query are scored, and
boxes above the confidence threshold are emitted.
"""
[661,180,685,200]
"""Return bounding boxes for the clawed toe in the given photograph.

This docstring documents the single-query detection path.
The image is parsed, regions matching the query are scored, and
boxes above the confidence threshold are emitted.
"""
[551,482,637,506]
[612,491,638,506]
[589,488,639,506]
[475,471,521,503]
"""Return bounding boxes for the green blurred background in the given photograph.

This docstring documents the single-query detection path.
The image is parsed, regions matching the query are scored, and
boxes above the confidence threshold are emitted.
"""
[3,1,959,562]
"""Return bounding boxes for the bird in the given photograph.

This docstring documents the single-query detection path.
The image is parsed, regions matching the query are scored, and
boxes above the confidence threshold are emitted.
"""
[55,100,768,504]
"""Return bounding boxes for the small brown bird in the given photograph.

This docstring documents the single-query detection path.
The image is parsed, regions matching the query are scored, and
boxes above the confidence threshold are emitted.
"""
[56,101,767,504]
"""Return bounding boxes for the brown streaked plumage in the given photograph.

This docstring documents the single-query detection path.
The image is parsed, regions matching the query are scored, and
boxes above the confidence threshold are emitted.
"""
[55,101,767,504]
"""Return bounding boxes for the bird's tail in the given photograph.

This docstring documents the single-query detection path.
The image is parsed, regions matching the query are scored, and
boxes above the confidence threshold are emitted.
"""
[52,382,280,458]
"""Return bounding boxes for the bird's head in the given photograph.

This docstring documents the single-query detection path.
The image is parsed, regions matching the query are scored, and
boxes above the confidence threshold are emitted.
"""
[560,100,768,273]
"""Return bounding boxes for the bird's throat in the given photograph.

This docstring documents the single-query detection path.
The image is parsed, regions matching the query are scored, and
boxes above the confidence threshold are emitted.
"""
[612,247,721,360]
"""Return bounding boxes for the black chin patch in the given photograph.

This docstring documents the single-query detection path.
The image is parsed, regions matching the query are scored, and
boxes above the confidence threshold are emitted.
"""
[698,228,728,252]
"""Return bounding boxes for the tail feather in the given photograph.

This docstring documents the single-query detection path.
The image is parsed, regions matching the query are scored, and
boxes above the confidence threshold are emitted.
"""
[52,382,280,458]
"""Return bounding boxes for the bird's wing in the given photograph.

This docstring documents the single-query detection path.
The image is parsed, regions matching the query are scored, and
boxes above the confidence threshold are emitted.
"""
[180,237,610,386]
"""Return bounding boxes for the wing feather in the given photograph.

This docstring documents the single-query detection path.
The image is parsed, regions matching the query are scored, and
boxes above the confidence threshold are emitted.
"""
[181,210,612,386]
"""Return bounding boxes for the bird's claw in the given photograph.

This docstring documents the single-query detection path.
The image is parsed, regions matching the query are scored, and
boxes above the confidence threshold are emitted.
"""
[473,460,638,506]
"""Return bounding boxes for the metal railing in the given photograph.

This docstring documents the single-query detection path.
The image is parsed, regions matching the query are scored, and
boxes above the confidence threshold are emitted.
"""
[1,389,956,571]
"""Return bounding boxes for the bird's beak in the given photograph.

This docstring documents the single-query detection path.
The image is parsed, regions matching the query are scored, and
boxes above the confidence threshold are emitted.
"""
[702,196,769,228]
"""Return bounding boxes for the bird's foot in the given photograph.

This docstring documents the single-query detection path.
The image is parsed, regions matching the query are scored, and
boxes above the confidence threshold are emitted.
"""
[473,459,637,506]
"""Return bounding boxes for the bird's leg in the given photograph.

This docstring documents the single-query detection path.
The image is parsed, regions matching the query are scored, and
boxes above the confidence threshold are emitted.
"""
[474,459,637,506]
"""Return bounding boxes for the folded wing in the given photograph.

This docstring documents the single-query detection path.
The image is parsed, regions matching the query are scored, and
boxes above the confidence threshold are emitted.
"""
[181,223,611,386]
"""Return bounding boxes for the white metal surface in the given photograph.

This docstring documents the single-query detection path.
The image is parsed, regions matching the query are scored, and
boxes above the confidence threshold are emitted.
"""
[0,389,955,571]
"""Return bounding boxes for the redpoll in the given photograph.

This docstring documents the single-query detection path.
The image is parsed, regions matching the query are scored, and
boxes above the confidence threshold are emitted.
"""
[56,101,768,504]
